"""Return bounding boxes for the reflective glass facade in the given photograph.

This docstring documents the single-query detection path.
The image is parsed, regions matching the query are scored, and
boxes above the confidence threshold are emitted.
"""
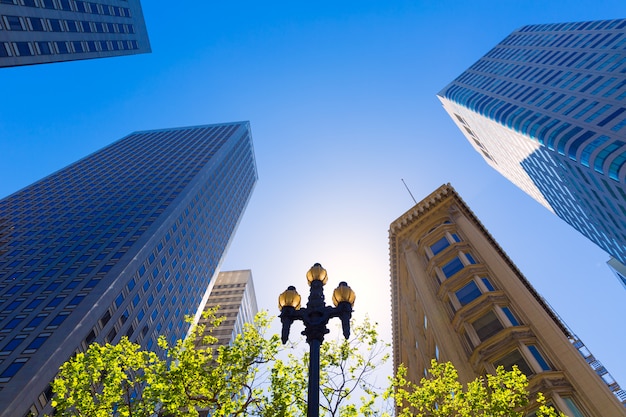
[0,121,257,416]
[0,0,150,67]
[438,18,626,270]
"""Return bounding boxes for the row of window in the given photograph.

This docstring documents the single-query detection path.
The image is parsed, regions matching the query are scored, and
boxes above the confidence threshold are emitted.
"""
[0,0,131,18]
[426,230,553,370]
[1,14,136,34]
[0,125,239,284]
[450,110,626,265]
[0,39,139,57]
[423,228,588,416]
[503,28,626,50]
[444,85,626,180]
[461,67,626,105]
[516,18,626,36]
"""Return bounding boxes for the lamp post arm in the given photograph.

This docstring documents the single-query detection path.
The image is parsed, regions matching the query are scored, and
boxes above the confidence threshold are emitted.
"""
[279,306,305,344]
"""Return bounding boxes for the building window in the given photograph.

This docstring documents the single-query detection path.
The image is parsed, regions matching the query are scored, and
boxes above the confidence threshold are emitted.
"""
[441,257,464,278]
[472,310,504,342]
[527,345,551,371]
[0,359,28,382]
[481,277,495,291]
[561,397,585,417]
[25,334,50,352]
[430,237,450,256]
[47,312,69,328]
[500,306,520,326]
[495,349,533,376]
[5,15,24,31]
[465,252,477,264]
[1,336,26,354]
[14,42,32,56]
[455,280,482,306]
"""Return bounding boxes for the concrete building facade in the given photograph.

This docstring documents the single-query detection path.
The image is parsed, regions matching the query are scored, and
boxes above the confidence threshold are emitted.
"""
[196,270,258,349]
[390,184,626,416]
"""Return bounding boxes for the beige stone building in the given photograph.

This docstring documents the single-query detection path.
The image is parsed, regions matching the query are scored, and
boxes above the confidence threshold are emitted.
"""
[195,270,258,348]
[390,184,626,416]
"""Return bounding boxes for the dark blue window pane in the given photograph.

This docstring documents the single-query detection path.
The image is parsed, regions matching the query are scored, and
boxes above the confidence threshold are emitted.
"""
[456,281,481,306]
[49,19,63,32]
[26,315,46,328]
[481,277,495,291]
[442,257,464,278]
[72,41,84,53]
[0,360,26,378]
[430,237,450,255]
[3,317,23,330]
[15,42,32,56]
[37,42,51,55]
[47,296,64,308]
[528,345,551,371]
[501,307,520,326]
[115,294,124,307]
[49,313,68,326]
[2,337,24,352]
[68,295,84,306]
[84,279,99,288]
[465,253,477,264]
[6,16,23,31]
[26,298,43,309]
[26,335,48,350]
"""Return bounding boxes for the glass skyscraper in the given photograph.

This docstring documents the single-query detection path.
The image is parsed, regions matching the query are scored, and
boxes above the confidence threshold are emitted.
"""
[0,121,257,416]
[438,18,626,276]
[0,0,150,67]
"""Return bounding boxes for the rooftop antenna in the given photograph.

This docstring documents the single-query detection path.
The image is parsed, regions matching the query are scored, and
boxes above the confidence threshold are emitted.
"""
[401,178,417,205]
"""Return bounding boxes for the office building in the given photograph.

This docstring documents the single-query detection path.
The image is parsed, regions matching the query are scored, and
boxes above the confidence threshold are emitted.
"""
[0,121,257,416]
[438,19,626,282]
[0,0,150,67]
[196,270,258,349]
[607,257,626,290]
[389,184,626,416]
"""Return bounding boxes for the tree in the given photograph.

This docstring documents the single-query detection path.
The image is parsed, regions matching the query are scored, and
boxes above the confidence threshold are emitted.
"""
[386,360,565,417]
[263,316,391,417]
[51,312,563,417]
[51,309,282,417]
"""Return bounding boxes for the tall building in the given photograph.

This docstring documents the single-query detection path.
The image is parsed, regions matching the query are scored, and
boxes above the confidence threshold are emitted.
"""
[0,121,257,417]
[389,184,626,416]
[196,270,258,349]
[438,18,626,281]
[0,0,150,67]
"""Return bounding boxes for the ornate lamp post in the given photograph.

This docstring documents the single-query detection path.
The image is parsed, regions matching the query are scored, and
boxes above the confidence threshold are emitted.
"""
[278,263,356,417]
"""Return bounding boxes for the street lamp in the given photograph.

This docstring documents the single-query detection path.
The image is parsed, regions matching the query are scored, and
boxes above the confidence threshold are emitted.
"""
[278,263,356,417]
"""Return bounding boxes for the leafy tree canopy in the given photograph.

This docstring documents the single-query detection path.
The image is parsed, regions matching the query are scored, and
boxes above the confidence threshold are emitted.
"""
[51,310,563,417]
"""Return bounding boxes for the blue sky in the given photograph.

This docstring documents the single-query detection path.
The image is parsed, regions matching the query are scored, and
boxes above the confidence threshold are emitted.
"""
[1,0,625,390]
